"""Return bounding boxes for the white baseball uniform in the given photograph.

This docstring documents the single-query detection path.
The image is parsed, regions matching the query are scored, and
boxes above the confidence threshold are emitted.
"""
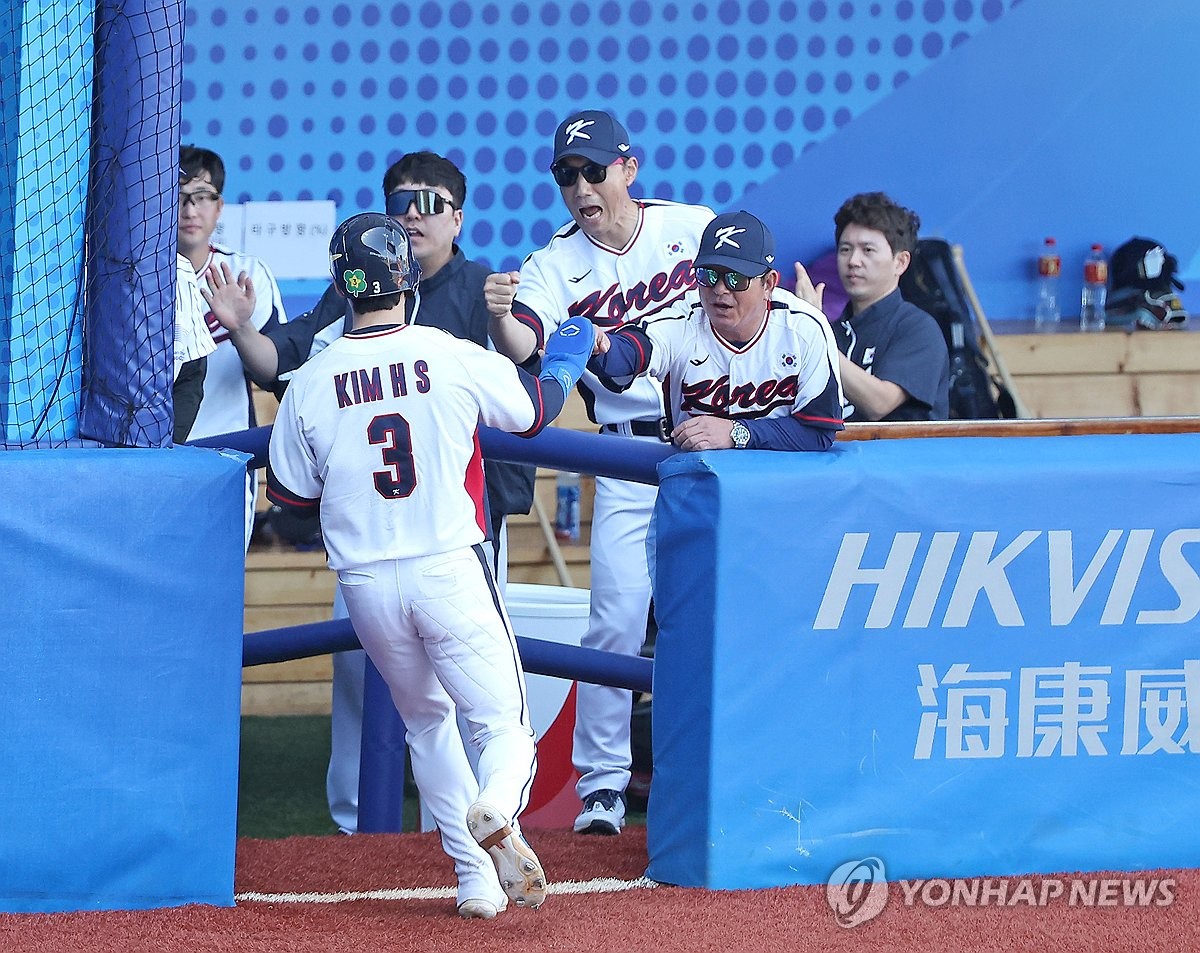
[266,322,551,908]
[512,198,715,803]
[172,256,217,444]
[639,286,844,430]
[173,254,216,380]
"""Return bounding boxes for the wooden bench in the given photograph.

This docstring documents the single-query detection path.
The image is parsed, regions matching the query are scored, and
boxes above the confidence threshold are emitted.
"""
[989,325,1200,419]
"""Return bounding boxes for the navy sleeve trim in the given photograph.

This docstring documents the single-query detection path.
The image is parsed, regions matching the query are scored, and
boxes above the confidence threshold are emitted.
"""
[511,301,547,353]
[588,325,651,393]
[512,366,567,437]
[744,415,838,452]
[265,464,320,510]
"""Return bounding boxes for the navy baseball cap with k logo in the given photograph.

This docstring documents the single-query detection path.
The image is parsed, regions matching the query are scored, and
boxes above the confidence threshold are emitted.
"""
[552,109,632,167]
[695,210,777,275]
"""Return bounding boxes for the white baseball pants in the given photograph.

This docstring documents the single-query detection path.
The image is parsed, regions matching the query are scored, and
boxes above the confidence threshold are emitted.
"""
[335,543,534,903]
[327,528,506,834]
[573,469,657,800]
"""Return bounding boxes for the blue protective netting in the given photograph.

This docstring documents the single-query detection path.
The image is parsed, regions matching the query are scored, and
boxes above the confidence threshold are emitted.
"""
[1,1,182,449]
[0,6,93,444]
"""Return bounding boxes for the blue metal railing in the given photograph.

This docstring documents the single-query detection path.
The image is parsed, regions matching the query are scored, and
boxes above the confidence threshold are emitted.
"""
[243,616,652,693]
[191,422,670,831]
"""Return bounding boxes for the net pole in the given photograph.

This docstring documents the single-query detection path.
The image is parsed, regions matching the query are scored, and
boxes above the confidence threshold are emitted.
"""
[78,0,184,447]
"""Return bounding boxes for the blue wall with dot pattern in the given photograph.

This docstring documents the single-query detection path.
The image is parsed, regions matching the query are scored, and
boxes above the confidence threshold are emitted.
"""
[181,0,1200,321]
[182,0,1014,274]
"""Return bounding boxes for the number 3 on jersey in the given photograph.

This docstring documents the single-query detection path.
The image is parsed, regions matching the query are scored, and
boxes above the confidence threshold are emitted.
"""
[368,413,416,498]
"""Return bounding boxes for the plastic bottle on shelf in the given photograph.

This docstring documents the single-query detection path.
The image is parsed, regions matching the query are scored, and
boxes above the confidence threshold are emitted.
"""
[554,470,581,542]
[1079,243,1107,332]
[1034,237,1062,332]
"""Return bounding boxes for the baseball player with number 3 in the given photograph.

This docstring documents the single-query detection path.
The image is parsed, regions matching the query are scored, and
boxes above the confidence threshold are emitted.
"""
[485,109,715,836]
[267,212,595,919]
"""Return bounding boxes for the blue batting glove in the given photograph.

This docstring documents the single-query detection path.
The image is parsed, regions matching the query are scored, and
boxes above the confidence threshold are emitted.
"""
[539,316,596,399]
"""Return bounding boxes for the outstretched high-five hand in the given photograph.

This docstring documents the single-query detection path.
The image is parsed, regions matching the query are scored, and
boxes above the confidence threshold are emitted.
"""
[201,261,257,332]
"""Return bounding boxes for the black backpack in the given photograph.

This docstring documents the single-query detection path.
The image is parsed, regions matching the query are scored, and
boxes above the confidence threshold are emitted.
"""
[898,238,1016,419]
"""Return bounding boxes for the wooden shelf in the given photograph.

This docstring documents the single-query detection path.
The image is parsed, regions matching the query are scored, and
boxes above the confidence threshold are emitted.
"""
[991,327,1200,419]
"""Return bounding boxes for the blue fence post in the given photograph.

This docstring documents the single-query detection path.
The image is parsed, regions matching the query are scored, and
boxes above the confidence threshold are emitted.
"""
[356,656,407,833]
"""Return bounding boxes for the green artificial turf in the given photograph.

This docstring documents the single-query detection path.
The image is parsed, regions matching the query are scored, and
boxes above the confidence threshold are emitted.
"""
[237,715,341,838]
[237,713,645,838]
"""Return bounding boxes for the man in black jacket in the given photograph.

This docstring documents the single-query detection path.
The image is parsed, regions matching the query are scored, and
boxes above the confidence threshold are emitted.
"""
[796,192,949,422]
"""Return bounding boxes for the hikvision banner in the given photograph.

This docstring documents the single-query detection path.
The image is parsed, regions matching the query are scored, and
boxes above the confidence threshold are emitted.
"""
[648,433,1200,890]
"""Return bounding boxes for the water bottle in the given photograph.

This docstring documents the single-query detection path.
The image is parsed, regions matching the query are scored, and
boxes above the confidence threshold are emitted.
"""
[554,470,581,542]
[1034,237,1062,332]
[1079,243,1107,332]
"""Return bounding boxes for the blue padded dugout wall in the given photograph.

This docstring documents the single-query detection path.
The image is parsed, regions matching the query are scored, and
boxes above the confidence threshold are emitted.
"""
[0,446,246,912]
[648,435,1200,889]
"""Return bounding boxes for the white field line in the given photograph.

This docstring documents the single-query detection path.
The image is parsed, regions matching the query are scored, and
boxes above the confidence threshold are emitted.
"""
[236,875,658,905]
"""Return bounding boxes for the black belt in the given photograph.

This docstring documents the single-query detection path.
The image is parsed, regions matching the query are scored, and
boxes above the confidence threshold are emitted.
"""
[600,420,670,441]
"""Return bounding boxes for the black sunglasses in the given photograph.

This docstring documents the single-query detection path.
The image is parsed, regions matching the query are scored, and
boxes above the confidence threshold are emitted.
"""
[694,266,766,293]
[550,160,620,188]
[386,189,456,217]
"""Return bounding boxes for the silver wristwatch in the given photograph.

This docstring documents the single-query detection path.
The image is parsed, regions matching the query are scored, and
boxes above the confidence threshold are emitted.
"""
[730,420,751,449]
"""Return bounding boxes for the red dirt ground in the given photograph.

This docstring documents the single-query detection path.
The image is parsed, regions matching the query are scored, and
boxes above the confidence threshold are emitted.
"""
[0,828,1193,953]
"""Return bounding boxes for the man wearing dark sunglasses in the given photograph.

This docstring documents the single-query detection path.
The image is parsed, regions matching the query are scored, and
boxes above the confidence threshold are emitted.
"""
[483,108,715,837]
[589,210,844,453]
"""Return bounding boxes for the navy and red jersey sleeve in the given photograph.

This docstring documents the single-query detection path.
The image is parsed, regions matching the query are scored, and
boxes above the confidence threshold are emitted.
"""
[511,366,568,437]
[510,301,547,354]
[587,325,653,393]
[743,415,839,452]
[265,462,320,513]
[791,355,846,433]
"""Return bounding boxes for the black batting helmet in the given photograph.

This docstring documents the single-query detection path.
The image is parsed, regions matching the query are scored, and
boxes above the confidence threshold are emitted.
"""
[329,212,421,299]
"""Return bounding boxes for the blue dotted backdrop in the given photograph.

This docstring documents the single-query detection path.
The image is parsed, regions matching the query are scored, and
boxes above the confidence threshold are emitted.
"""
[181,0,1016,272]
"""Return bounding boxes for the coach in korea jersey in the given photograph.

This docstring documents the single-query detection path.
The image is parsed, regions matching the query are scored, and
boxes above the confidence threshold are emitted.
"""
[484,109,715,836]
[591,210,844,452]
[268,213,597,919]
[487,117,714,428]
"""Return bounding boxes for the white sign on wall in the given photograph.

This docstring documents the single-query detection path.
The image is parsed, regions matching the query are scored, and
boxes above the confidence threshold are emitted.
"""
[211,203,244,252]
[213,200,335,280]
